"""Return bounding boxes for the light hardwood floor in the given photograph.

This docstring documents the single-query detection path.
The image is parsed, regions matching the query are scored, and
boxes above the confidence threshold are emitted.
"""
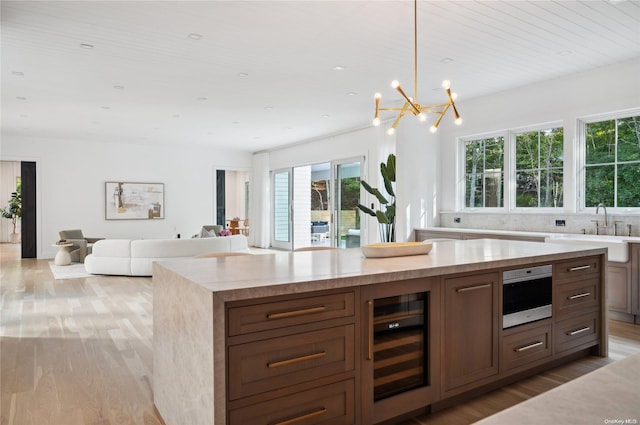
[1,243,639,425]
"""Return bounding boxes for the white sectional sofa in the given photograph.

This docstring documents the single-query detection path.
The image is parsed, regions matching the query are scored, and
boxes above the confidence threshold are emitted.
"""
[84,235,249,276]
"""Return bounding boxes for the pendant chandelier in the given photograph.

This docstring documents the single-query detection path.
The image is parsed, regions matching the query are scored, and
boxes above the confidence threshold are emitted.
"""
[373,0,462,135]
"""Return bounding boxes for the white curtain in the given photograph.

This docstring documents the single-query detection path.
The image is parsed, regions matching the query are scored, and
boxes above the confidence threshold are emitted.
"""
[249,152,271,248]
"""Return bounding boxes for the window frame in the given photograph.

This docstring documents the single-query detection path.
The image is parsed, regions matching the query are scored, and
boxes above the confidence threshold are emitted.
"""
[458,131,508,211]
[577,108,640,213]
[510,122,564,212]
[459,122,565,212]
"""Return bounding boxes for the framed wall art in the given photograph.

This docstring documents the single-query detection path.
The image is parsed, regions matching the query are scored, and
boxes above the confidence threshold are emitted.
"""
[105,182,164,220]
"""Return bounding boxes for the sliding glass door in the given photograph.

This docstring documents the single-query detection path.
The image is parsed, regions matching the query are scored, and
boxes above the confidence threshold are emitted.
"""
[334,160,362,248]
[271,158,363,250]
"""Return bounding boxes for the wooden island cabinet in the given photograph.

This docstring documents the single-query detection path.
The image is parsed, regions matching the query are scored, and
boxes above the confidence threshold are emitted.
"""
[153,239,607,425]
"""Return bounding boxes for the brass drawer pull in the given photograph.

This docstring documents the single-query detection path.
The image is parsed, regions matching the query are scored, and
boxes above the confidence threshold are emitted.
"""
[367,300,373,360]
[567,326,590,336]
[569,265,591,271]
[267,306,326,320]
[267,351,326,368]
[568,292,591,300]
[457,283,491,293]
[515,341,544,352]
[270,408,328,425]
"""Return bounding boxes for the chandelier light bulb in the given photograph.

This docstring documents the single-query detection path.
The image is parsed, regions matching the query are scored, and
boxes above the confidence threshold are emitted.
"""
[452,92,458,100]
[455,117,463,125]
[391,80,400,89]
[430,125,438,133]
[374,93,382,100]
[373,117,381,126]
[387,127,395,135]
[441,80,451,90]
[418,113,427,122]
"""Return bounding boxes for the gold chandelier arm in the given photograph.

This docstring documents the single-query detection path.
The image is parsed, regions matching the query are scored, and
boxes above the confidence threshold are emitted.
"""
[394,84,421,115]
[431,104,450,130]
[445,88,461,120]
[391,103,411,129]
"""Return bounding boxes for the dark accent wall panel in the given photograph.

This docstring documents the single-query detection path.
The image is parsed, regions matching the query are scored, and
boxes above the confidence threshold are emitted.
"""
[21,161,36,258]
[216,169,226,226]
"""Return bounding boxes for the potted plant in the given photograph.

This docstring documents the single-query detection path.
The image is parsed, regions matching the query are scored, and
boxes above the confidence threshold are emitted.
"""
[358,153,396,242]
[1,188,22,244]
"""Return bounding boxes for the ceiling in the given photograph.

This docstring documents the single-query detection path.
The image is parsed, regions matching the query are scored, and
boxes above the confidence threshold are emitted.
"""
[2,1,639,154]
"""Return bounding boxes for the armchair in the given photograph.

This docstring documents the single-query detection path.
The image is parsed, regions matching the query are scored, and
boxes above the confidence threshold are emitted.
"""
[58,229,104,263]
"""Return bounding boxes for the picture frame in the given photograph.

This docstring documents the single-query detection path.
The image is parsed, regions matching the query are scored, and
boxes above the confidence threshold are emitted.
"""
[105,182,164,220]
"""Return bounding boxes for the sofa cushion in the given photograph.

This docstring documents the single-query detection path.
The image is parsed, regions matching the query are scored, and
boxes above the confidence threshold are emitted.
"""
[85,235,249,276]
[131,237,233,258]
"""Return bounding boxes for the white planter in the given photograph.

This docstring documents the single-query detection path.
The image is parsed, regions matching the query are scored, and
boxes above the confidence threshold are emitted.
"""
[10,233,20,244]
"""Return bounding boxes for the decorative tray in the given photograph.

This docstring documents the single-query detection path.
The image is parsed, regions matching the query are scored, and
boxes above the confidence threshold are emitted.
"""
[361,241,433,258]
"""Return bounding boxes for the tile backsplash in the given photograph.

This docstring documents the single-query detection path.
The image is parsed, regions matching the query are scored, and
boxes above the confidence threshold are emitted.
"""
[439,212,640,237]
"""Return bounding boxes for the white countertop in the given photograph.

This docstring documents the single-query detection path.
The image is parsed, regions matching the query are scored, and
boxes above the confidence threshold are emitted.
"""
[154,239,606,302]
[417,227,640,243]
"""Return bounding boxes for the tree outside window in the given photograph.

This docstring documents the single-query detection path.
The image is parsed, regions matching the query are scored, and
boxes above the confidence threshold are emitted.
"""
[585,115,640,208]
[464,136,504,208]
[515,127,563,208]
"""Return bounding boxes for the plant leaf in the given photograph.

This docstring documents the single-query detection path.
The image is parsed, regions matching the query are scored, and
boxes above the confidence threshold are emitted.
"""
[375,210,390,224]
[357,204,376,217]
[361,181,388,204]
[385,154,396,182]
[383,175,395,198]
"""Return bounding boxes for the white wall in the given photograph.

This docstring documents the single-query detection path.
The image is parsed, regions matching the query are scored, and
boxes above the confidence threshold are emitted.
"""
[0,135,251,258]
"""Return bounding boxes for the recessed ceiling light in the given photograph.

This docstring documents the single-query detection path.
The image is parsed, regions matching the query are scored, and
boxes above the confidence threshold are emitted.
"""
[172,114,180,118]
[80,43,94,49]
[12,71,24,76]
[153,127,160,130]
[20,114,28,118]
[557,50,573,56]
[253,136,261,140]
[16,96,27,100]
[333,66,346,71]
[188,33,203,40]
[440,57,454,64]
[232,121,240,124]
[197,97,207,101]
[237,72,249,77]
[322,114,330,118]
[346,92,358,96]
[264,106,274,110]
[114,85,125,90]
[100,106,110,110]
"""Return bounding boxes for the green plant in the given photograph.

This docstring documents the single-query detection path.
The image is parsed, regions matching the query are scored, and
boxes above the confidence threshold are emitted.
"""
[1,188,22,235]
[357,153,396,242]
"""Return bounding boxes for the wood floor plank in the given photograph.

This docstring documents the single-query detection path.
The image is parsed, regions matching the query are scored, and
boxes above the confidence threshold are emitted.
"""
[1,244,639,425]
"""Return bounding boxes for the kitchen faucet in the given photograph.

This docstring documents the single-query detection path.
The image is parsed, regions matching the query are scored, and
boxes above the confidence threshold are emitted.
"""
[594,203,610,235]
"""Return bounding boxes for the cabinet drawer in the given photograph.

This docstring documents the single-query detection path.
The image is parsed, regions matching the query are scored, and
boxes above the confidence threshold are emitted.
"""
[554,312,600,354]
[228,325,355,400]
[554,277,600,318]
[554,256,601,281]
[229,379,355,425]
[501,324,552,371]
[228,292,355,336]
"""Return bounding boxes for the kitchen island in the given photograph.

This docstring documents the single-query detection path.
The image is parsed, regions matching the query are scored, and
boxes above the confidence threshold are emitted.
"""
[153,239,607,425]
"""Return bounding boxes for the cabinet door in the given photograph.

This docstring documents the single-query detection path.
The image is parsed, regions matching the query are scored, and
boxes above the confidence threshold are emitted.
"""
[360,277,441,425]
[443,272,499,394]
[608,264,631,314]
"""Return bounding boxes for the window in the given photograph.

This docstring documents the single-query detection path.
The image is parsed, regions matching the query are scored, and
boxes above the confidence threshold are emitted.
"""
[584,115,640,208]
[464,136,504,208]
[515,127,563,208]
